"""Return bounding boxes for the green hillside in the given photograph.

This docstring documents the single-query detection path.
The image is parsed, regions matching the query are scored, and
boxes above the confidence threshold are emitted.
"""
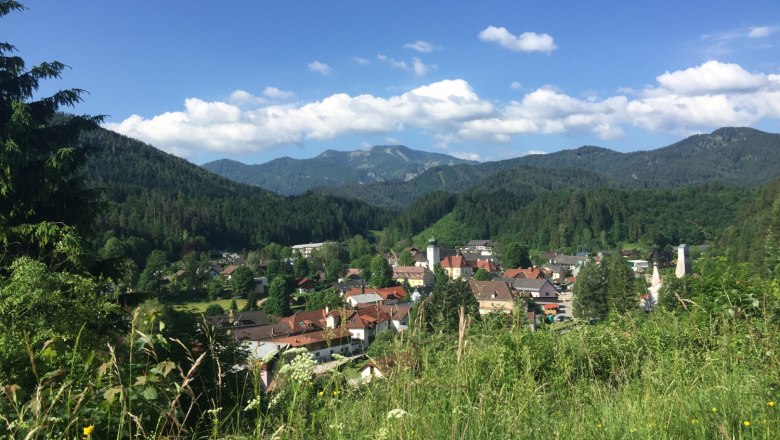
[81,128,392,251]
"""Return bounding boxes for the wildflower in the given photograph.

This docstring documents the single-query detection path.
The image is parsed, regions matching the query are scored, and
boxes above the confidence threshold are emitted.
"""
[333,390,340,398]
[83,425,94,436]
[596,423,603,429]
[691,418,699,425]
[743,420,750,427]
[711,406,718,413]
[769,401,775,407]
[244,397,262,411]
[629,428,636,433]
[317,391,324,398]
[387,408,411,419]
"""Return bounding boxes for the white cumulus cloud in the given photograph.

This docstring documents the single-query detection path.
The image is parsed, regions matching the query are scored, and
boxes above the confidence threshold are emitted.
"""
[478,26,557,53]
[403,40,434,52]
[510,81,522,90]
[655,60,768,95]
[106,61,780,158]
[263,86,295,100]
[308,61,332,75]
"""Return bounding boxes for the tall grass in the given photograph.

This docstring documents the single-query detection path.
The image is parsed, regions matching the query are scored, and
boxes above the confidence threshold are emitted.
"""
[2,308,779,438]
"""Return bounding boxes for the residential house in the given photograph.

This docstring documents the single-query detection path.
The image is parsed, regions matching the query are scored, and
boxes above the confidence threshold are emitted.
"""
[209,310,271,329]
[392,266,433,287]
[507,278,559,304]
[469,280,518,314]
[232,309,363,362]
[503,268,545,279]
[221,265,239,280]
[296,277,316,293]
[207,264,223,279]
[541,263,565,282]
[549,254,587,276]
[462,240,495,255]
[440,255,472,280]
[291,242,326,258]
[347,293,384,308]
[379,304,411,332]
[627,259,650,272]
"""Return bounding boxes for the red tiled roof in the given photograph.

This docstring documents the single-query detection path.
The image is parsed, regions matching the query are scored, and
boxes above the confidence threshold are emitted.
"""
[503,268,543,279]
[273,328,353,347]
[222,265,238,275]
[441,255,467,268]
[476,259,497,272]
[543,304,559,310]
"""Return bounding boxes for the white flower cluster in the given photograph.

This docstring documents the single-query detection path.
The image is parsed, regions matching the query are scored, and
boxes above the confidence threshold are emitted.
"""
[386,408,411,420]
[278,349,316,385]
[244,397,262,411]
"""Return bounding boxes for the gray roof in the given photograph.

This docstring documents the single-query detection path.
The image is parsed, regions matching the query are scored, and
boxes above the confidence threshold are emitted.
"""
[506,278,549,291]
[552,255,586,266]
[349,293,384,304]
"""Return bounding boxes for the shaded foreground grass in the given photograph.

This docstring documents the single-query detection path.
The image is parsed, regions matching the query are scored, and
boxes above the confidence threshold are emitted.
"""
[277,313,780,439]
[3,310,779,439]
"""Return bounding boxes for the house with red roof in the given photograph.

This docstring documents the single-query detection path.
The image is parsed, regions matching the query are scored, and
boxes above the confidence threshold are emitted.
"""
[440,255,472,280]
[502,268,545,280]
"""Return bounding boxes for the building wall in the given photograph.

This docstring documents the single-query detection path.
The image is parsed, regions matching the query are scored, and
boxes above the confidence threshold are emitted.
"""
[477,299,514,314]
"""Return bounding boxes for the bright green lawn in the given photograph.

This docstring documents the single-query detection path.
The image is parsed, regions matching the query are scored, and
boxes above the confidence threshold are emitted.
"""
[173,298,247,312]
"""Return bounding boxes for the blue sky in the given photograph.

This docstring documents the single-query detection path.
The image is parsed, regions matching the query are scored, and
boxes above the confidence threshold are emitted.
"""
[5,0,780,164]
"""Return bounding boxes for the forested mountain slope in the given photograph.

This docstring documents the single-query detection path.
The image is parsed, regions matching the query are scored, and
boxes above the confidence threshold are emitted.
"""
[81,128,392,250]
[201,145,474,195]
[319,127,780,208]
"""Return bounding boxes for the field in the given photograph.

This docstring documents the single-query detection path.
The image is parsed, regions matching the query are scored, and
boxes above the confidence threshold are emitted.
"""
[172,298,247,312]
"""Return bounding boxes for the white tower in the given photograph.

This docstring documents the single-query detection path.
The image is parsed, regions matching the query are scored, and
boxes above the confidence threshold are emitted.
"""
[426,237,440,271]
[647,262,662,309]
[675,244,691,279]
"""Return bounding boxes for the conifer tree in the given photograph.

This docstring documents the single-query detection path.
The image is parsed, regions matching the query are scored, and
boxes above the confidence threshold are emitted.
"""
[573,259,608,321]
[606,253,638,314]
[265,275,292,317]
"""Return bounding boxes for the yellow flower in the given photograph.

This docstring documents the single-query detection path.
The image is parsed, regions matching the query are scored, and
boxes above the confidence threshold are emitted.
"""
[317,391,324,398]
[596,423,603,429]
[629,428,636,433]
[711,407,718,413]
[691,418,699,425]
[769,401,775,407]
[332,390,340,398]
[743,420,750,427]
[83,425,94,436]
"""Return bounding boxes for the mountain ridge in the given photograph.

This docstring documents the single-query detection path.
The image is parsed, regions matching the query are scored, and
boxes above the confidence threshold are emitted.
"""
[201,144,475,195]
[315,127,780,208]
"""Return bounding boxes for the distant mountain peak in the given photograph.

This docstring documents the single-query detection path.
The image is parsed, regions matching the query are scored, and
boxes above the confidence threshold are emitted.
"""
[201,145,474,195]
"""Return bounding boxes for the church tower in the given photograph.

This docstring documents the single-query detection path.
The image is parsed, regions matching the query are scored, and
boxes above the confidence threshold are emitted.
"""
[426,237,440,271]
[675,244,692,278]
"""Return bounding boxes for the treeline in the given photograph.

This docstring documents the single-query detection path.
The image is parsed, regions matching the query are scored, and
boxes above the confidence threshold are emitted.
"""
[81,129,392,252]
[401,184,751,250]
[719,176,780,274]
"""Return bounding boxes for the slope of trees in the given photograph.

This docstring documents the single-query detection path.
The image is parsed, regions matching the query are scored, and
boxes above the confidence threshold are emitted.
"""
[81,128,393,252]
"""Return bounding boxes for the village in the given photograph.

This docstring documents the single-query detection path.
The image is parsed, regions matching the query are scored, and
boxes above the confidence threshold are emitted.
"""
[191,238,695,389]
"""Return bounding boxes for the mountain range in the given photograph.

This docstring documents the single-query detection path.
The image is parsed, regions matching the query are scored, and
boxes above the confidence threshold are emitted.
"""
[201,145,473,195]
[79,125,780,260]
[200,127,780,209]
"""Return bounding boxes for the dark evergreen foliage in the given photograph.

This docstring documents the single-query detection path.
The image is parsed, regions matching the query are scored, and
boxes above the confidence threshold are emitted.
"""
[80,128,393,252]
